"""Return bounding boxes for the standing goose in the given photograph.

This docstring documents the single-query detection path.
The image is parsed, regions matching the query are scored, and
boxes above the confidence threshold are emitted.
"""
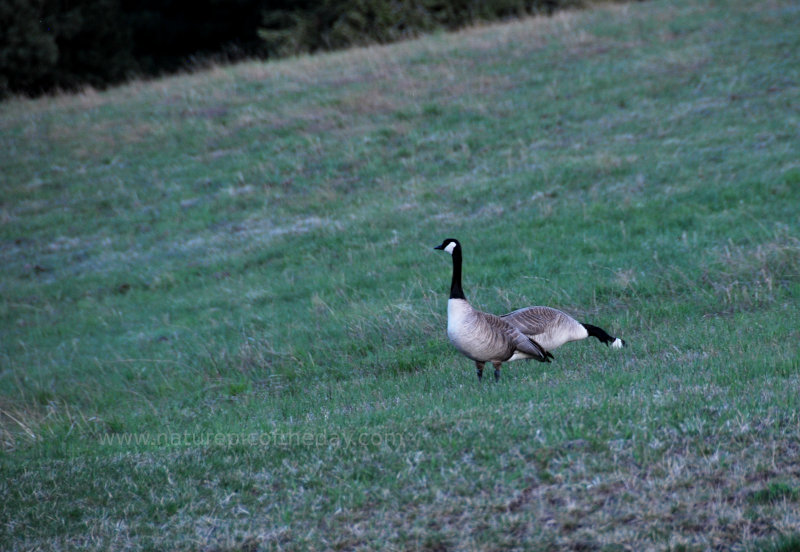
[434,238,625,381]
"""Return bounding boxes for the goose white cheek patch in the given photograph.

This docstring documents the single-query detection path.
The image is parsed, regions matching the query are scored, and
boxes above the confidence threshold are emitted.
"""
[611,338,624,349]
[444,242,457,254]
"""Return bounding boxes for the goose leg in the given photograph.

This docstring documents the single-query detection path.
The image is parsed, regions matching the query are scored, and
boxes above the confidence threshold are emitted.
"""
[475,361,485,381]
[492,361,502,382]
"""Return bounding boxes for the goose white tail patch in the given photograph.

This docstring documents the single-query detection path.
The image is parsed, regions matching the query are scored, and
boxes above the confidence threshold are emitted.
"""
[611,338,624,349]
[444,241,457,254]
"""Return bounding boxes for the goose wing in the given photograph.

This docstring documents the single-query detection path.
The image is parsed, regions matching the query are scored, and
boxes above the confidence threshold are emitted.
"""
[509,328,553,362]
[501,306,575,336]
[490,314,552,362]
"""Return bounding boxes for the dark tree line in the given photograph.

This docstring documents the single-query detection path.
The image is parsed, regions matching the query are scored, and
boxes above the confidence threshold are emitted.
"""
[1,0,614,98]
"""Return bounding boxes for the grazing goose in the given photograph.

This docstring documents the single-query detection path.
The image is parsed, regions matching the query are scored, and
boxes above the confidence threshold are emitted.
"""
[434,238,625,381]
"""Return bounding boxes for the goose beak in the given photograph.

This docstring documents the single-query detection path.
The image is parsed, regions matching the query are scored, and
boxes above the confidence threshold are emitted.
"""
[434,243,445,250]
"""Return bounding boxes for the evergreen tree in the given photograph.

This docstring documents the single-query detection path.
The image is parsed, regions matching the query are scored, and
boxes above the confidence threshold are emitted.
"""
[0,0,58,96]
[41,0,135,91]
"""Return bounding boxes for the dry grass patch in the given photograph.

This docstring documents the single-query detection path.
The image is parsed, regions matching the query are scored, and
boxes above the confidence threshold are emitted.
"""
[708,228,800,307]
[301,431,800,550]
[0,399,42,451]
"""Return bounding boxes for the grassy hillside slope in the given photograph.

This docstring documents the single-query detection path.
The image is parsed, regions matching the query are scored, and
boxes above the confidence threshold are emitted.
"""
[1,0,799,549]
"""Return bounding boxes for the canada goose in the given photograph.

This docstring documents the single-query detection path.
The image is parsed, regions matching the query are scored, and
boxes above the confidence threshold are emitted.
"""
[434,238,625,381]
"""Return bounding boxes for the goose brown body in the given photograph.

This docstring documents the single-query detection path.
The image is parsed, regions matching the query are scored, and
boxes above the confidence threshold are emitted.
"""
[447,298,550,364]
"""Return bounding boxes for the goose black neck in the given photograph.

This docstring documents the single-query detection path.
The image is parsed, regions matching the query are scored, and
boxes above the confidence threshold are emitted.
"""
[450,247,466,300]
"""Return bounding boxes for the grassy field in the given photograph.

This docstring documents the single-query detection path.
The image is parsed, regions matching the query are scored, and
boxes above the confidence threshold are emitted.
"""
[2,0,800,549]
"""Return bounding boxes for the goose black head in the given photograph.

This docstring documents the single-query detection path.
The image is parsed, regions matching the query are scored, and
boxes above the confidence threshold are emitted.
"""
[434,238,460,255]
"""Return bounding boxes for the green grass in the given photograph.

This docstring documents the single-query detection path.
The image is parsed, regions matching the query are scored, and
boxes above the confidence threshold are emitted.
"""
[2,0,800,549]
